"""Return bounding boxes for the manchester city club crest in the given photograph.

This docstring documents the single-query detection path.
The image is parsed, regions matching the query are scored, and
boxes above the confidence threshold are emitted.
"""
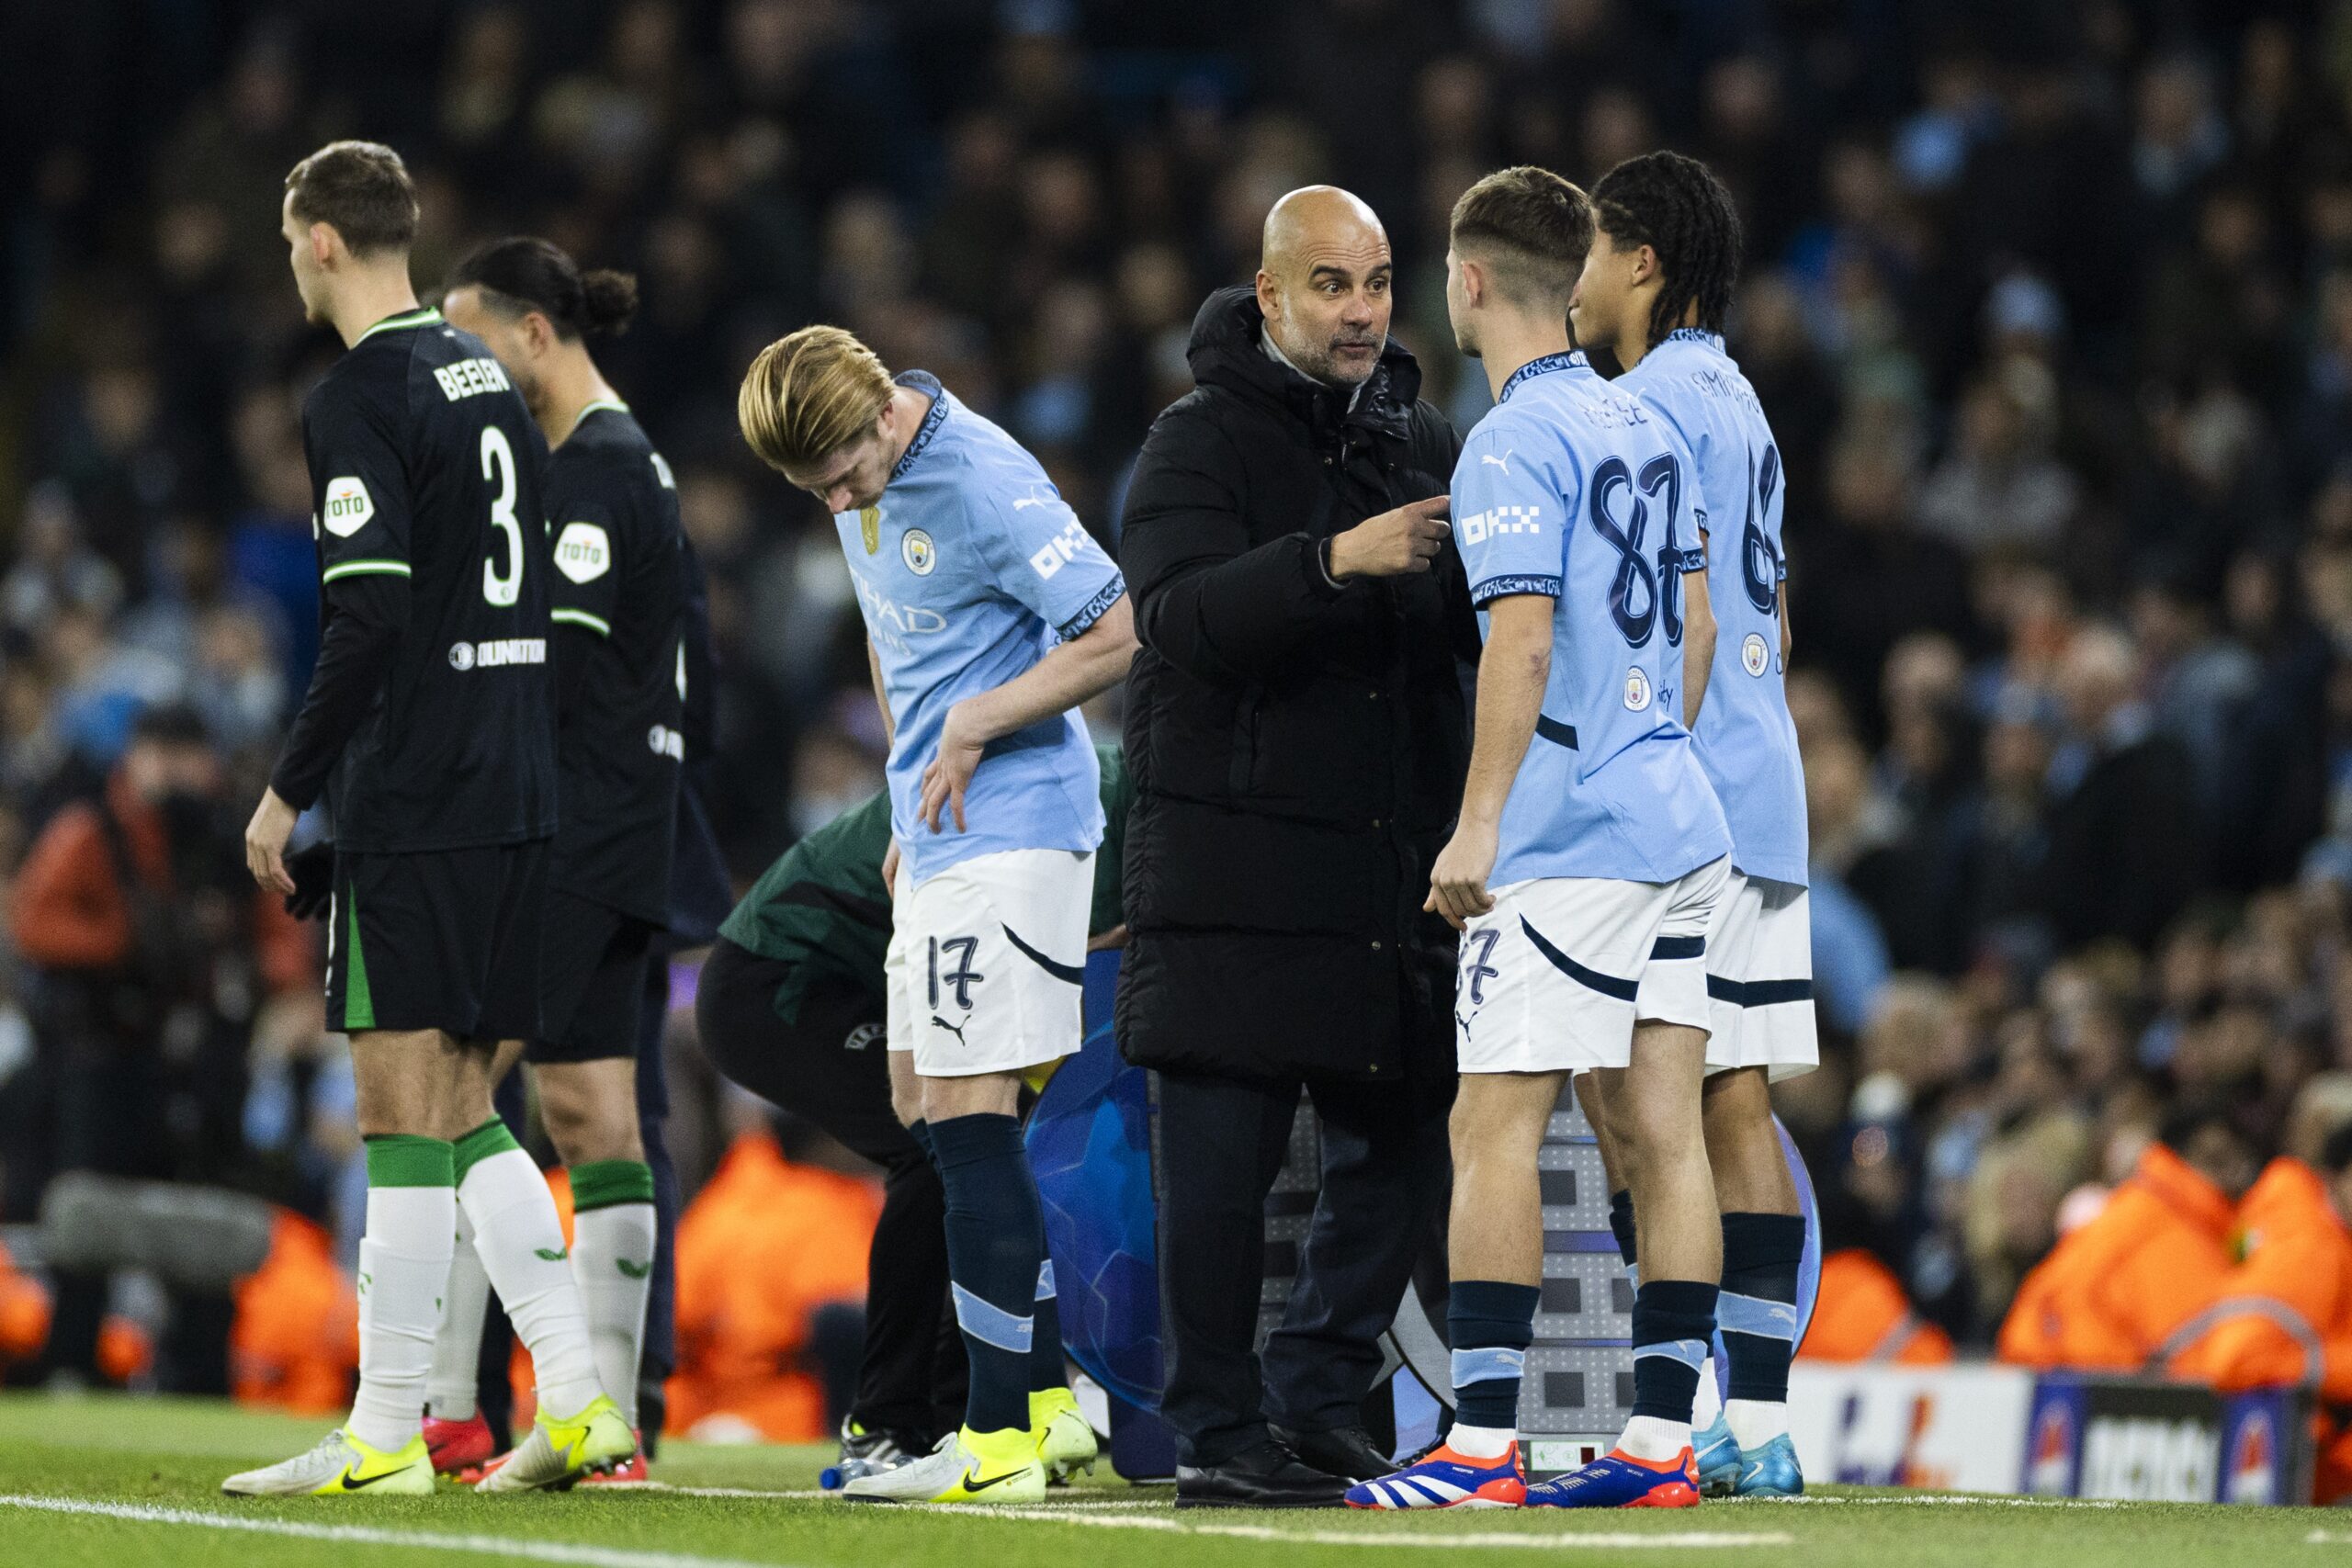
[859,504,881,554]
[901,527,936,575]
[1623,666,1652,711]
[1743,631,1770,676]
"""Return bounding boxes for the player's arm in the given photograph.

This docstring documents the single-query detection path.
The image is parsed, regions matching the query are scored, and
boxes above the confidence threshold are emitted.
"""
[1119,409,1445,684]
[922,484,1137,832]
[866,636,903,886]
[1426,425,1563,928]
[1780,567,1794,665]
[1428,592,1549,929]
[921,594,1136,834]
[250,400,413,894]
[1682,547,1714,731]
[547,487,627,716]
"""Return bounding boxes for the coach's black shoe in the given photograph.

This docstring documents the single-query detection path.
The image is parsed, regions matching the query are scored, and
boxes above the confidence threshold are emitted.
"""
[1270,1423,1396,1483]
[1176,1438,1351,1508]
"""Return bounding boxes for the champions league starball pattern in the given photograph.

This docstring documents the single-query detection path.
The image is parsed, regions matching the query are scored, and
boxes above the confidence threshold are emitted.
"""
[1026,952,1163,1409]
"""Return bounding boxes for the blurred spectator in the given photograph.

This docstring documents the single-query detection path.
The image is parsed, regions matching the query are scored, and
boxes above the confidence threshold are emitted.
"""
[1998,1102,2257,1371]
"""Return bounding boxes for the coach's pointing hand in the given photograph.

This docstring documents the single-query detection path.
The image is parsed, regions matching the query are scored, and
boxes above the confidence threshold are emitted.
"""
[1328,494,1450,580]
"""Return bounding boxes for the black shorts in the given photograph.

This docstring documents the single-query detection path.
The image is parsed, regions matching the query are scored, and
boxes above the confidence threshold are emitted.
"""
[327,840,548,1040]
[529,888,657,1064]
[694,938,910,1168]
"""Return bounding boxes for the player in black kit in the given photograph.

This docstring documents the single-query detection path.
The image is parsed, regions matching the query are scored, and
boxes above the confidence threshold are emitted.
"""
[423,239,686,1479]
[228,142,629,1498]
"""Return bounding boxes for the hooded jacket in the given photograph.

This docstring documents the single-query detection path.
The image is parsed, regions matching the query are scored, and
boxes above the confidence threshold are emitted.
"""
[1114,285,1476,1081]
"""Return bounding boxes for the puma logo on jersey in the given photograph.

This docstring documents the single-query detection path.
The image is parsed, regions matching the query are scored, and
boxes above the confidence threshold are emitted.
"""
[1028,516,1099,580]
[322,477,374,536]
[432,357,513,401]
[1480,450,1513,476]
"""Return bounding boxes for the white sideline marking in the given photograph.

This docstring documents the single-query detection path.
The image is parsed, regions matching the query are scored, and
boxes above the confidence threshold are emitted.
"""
[2308,1529,2352,1543]
[1765,1495,2122,1510]
[0,1494,793,1568]
[900,1502,1788,1547]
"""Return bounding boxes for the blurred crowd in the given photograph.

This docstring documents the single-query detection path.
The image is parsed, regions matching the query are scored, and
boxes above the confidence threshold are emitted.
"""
[8,0,2352,1393]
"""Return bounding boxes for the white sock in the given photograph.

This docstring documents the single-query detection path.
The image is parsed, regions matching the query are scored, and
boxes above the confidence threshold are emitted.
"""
[347,1176,455,1453]
[1446,1422,1517,1460]
[1724,1397,1787,1451]
[1618,1415,1690,1462]
[424,1205,489,1422]
[570,1199,656,1429]
[458,1144,605,1419]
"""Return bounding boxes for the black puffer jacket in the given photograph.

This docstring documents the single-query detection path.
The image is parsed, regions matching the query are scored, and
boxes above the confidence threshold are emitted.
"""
[1114,286,1477,1083]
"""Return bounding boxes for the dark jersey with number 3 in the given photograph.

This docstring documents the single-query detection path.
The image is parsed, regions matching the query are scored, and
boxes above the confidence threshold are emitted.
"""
[544,400,684,924]
[288,306,557,852]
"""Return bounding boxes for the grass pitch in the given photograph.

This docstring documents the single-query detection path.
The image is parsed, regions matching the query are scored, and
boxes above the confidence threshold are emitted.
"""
[0,1393,2331,1568]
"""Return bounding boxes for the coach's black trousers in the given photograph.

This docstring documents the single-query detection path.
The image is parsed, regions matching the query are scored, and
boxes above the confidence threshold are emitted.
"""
[1151,1066,1452,1468]
[695,938,965,1441]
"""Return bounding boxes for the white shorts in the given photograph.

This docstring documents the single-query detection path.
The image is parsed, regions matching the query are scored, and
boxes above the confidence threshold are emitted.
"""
[1455,856,1731,1075]
[884,847,1093,1077]
[1703,871,1818,1081]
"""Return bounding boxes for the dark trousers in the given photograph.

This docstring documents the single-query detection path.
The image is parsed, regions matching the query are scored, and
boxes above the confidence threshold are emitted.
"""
[695,938,965,1441]
[634,952,682,1447]
[1151,1066,1452,1468]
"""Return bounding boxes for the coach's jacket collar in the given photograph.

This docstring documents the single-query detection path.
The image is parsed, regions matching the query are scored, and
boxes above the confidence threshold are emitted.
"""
[1184,285,1417,446]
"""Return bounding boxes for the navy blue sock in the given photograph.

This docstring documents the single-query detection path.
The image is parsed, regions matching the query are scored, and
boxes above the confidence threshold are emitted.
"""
[1631,1279,1719,1423]
[1719,1213,1804,1404]
[1608,1189,1638,1275]
[928,1112,1041,1434]
[1030,1255,1064,1393]
[1448,1280,1540,1430]
[909,1118,935,1168]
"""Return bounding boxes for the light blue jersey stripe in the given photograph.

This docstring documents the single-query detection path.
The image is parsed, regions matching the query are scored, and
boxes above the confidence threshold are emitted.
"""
[1035,1258,1057,1302]
[1451,1347,1526,1388]
[1634,1337,1710,1371]
[1718,1291,1800,1340]
[951,1283,1034,1354]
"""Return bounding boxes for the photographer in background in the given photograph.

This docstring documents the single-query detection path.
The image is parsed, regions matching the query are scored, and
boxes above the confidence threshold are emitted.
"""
[8,702,311,1387]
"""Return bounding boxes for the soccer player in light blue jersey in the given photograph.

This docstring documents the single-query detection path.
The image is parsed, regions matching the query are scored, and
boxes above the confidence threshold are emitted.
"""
[1350,168,1732,1515]
[1572,151,1812,1500]
[738,327,1135,1505]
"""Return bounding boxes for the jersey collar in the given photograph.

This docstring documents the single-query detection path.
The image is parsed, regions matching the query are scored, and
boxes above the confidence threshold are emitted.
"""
[1498,350,1587,403]
[569,397,631,435]
[889,371,950,483]
[354,306,442,345]
[1665,327,1725,351]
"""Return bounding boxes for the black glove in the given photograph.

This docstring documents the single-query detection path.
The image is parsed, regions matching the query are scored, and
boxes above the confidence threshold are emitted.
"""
[284,841,336,920]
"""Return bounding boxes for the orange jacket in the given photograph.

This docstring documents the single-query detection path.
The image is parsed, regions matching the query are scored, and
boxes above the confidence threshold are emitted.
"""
[10,772,311,995]
[2167,1158,2352,1397]
[665,1131,878,1441]
[1997,1141,2236,1371]
[230,1209,359,1413]
[0,1237,51,1364]
[1799,1248,1954,1363]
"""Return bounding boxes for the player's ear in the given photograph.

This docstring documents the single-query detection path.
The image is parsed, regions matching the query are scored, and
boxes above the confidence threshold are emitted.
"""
[309,222,337,270]
[1253,267,1280,324]
[1634,243,1661,288]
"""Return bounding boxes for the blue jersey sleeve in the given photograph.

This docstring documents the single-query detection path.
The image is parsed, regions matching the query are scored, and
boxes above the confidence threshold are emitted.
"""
[1657,421,1708,573]
[976,475,1125,639]
[1453,421,1572,605]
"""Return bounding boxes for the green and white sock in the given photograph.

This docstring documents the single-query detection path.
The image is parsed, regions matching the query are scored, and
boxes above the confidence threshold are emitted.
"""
[349,1134,456,1453]
[569,1159,657,1429]
[424,1203,489,1422]
[453,1119,604,1420]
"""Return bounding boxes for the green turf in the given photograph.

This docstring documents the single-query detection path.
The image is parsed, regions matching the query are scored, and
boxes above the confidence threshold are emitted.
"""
[0,1393,2328,1568]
